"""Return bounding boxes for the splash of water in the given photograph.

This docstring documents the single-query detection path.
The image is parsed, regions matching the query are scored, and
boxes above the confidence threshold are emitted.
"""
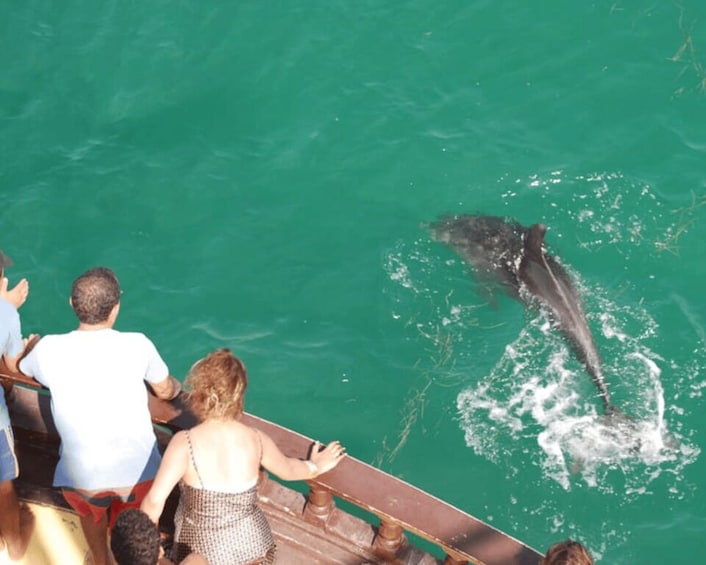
[455,303,700,493]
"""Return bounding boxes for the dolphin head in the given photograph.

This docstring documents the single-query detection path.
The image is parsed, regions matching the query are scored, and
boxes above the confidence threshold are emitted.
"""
[430,214,528,293]
[428,215,455,244]
[430,215,525,262]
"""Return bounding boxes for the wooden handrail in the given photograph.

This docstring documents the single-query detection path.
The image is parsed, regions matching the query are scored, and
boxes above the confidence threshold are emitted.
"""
[0,368,542,565]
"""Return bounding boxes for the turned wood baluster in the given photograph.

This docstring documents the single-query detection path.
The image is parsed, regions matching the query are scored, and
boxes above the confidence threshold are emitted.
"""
[373,519,405,555]
[304,484,335,521]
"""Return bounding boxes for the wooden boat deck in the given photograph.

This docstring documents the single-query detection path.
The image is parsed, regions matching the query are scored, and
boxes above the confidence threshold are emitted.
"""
[2,370,543,565]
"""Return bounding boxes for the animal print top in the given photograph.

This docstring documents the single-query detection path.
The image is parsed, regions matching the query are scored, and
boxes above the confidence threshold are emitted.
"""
[171,431,276,565]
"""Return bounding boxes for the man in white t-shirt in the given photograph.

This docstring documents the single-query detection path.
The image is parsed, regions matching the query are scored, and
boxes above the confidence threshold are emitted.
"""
[19,266,181,565]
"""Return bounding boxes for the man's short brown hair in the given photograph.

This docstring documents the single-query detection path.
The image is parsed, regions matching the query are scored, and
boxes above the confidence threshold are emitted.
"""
[71,267,121,324]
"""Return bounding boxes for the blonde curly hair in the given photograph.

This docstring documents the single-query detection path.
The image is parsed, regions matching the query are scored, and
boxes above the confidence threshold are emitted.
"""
[541,540,593,565]
[185,348,248,421]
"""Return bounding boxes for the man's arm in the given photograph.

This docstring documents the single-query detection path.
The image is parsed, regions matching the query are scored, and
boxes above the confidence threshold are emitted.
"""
[149,375,182,401]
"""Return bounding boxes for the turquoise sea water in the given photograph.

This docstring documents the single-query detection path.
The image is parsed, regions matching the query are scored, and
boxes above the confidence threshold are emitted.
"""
[2,2,705,562]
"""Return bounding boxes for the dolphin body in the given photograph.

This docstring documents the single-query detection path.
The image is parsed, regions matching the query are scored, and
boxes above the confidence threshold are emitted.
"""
[430,214,614,413]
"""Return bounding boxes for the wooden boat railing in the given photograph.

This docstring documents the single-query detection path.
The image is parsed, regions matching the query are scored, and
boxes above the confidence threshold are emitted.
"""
[1,368,542,565]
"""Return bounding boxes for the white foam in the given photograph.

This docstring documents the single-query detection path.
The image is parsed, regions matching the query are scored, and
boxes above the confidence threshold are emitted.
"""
[455,296,700,493]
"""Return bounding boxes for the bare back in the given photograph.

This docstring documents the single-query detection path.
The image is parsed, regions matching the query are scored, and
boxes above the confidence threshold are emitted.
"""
[181,419,261,492]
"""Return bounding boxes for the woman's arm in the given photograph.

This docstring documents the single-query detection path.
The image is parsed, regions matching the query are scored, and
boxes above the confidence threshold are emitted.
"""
[259,430,345,481]
[141,431,190,523]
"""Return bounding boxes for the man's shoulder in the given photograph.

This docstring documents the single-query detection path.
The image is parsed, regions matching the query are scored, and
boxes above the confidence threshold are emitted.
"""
[113,330,148,338]
[30,332,66,346]
[110,331,163,355]
[50,329,150,343]
[34,332,76,345]
[33,331,158,355]
[111,330,153,344]
[24,332,74,358]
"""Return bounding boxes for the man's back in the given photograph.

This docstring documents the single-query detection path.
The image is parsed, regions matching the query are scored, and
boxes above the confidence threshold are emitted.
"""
[20,328,168,490]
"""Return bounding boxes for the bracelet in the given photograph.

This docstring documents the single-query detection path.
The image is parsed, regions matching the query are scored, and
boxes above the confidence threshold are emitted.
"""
[305,459,318,478]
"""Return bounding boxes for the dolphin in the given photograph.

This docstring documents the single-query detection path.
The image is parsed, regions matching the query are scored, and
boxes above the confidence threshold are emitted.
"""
[430,214,614,413]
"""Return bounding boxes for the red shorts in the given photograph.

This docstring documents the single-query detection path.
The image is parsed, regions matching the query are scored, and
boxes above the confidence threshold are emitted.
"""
[61,480,153,528]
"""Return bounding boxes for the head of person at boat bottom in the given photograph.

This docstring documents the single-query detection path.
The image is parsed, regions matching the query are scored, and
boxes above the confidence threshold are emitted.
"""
[541,539,594,565]
[110,508,207,565]
[140,347,346,565]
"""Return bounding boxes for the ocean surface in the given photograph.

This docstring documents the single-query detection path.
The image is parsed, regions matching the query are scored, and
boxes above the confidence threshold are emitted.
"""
[2,2,705,562]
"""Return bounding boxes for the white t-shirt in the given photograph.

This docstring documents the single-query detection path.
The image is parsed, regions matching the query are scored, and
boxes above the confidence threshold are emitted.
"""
[19,328,169,490]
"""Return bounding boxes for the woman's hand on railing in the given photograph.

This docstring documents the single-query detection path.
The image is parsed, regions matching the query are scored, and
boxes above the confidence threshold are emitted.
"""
[309,440,346,476]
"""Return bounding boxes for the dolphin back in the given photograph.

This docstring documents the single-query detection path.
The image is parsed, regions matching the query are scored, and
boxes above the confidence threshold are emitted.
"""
[519,225,612,407]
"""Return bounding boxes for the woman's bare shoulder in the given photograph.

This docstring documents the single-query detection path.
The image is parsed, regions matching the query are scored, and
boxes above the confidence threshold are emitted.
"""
[167,429,191,449]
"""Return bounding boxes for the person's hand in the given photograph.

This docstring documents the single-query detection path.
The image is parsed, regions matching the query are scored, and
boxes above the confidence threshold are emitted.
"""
[310,440,346,475]
[0,277,29,309]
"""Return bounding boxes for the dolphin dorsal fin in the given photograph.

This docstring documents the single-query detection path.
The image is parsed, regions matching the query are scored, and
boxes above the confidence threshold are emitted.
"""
[524,223,547,259]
